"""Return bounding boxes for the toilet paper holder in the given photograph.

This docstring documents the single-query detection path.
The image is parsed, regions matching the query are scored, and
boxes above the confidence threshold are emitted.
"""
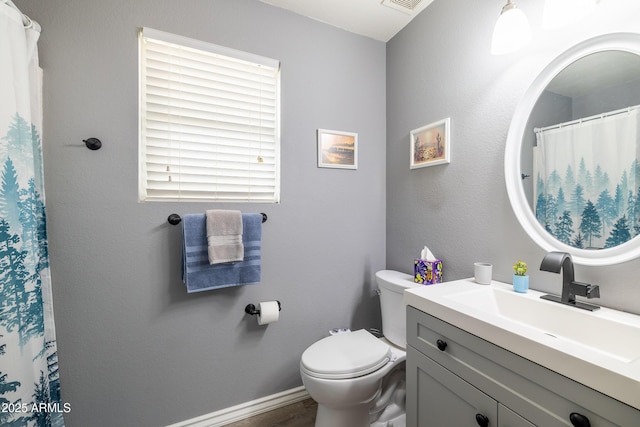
[245,301,281,316]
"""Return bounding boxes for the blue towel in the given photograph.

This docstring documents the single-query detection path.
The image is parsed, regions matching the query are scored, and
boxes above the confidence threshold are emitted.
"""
[182,213,262,293]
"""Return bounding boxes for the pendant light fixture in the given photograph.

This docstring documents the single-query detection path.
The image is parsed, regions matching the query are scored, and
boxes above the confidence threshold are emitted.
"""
[542,0,597,30]
[491,0,532,55]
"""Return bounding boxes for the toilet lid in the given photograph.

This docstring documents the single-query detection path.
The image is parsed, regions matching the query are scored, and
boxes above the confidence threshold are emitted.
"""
[301,329,391,380]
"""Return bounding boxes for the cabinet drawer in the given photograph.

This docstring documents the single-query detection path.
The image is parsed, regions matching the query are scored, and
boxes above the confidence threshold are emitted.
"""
[407,345,497,427]
[500,404,535,427]
[407,306,640,426]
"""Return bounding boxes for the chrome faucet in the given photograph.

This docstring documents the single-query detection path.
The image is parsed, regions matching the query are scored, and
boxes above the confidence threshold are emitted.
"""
[539,251,600,311]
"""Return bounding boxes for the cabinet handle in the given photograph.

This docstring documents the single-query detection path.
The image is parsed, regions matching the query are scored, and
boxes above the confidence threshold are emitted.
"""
[569,412,591,427]
[475,413,489,427]
[436,339,447,351]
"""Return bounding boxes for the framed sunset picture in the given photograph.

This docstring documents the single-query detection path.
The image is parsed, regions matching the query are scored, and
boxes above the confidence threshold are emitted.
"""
[410,118,451,169]
[317,129,358,170]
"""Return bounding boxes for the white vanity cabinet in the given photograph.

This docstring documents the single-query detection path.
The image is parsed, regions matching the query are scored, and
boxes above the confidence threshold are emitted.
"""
[406,306,640,427]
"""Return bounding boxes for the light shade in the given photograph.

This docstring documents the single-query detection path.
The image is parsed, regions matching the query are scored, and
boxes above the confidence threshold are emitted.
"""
[543,0,597,30]
[491,1,532,55]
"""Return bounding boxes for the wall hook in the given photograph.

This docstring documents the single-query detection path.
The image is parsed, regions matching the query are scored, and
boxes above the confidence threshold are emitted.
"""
[83,137,102,150]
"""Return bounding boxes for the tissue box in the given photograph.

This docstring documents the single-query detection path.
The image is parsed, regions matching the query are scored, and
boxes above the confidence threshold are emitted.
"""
[414,259,443,285]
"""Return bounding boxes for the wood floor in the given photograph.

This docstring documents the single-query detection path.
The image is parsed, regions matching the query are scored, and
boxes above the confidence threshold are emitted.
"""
[223,398,317,427]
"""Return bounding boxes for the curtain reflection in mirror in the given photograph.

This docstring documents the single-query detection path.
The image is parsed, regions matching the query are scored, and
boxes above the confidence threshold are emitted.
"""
[534,107,640,249]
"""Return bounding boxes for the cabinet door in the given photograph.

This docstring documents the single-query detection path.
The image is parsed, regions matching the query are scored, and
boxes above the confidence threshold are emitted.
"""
[407,346,497,427]
[499,404,535,427]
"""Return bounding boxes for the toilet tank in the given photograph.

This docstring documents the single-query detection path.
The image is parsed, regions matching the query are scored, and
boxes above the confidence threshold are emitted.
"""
[376,270,420,349]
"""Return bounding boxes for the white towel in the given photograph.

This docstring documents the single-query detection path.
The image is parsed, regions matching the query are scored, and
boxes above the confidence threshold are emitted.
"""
[206,209,244,265]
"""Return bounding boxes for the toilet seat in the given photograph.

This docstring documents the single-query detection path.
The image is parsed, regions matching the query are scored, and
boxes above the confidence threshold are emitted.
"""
[301,329,391,380]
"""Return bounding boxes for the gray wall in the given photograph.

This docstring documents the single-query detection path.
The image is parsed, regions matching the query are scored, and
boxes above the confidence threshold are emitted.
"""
[573,78,640,118]
[14,0,386,426]
[387,0,640,313]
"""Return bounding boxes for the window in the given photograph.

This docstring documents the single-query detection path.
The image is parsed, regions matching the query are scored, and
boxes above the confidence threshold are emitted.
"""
[138,27,280,203]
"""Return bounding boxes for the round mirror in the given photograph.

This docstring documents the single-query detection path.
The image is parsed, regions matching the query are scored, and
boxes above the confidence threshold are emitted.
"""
[505,33,640,266]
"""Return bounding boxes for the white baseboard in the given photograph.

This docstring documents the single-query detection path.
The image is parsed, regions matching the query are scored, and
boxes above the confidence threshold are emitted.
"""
[166,386,311,427]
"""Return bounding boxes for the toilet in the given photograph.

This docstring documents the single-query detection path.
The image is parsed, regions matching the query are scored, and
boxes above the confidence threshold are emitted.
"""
[300,270,418,427]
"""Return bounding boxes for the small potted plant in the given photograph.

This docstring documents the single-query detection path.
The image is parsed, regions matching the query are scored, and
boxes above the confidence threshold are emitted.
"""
[512,260,529,293]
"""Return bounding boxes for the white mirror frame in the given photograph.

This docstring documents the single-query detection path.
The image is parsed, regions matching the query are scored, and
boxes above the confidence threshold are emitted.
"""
[505,32,640,266]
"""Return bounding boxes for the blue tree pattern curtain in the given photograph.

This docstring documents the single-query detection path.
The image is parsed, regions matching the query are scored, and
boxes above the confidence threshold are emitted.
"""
[534,108,640,250]
[0,4,65,426]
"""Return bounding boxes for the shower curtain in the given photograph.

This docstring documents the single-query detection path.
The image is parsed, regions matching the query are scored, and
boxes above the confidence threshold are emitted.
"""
[0,3,65,426]
[534,108,640,250]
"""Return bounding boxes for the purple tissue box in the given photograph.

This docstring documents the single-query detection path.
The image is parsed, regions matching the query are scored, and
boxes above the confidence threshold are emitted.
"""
[414,259,443,285]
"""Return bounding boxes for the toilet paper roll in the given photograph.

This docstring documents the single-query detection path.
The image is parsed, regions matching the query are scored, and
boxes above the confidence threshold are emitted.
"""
[257,301,280,325]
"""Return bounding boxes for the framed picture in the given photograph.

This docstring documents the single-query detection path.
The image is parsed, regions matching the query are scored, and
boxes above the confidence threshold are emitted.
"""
[410,117,451,169]
[317,129,358,169]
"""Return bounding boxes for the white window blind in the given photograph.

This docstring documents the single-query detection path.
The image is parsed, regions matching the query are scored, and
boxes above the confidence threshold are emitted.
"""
[139,27,281,203]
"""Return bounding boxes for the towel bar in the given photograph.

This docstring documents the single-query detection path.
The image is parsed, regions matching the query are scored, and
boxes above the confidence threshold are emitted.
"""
[168,213,182,225]
[168,212,267,225]
[245,301,281,316]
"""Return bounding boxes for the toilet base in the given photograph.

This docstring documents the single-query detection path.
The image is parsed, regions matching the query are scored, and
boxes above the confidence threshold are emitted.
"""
[313,404,406,427]
[315,403,371,427]
[369,362,406,426]
[371,412,405,427]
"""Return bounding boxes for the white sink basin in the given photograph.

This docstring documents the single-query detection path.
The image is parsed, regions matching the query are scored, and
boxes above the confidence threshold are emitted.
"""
[447,285,640,363]
[404,279,640,410]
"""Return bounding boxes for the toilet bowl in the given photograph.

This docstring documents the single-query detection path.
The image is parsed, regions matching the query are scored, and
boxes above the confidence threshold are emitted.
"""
[300,270,418,427]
